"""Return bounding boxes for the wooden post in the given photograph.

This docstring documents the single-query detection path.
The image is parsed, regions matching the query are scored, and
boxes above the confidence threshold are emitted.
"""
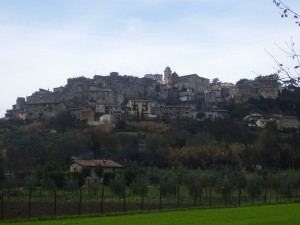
[264,184,267,204]
[78,188,82,215]
[193,187,197,207]
[238,186,241,205]
[8,187,10,200]
[123,187,126,212]
[54,189,57,217]
[159,186,162,210]
[1,191,4,220]
[177,185,180,207]
[288,183,291,200]
[209,186,212,207]
[141,188,144,211]
[100,186,104,214]
[28,189,32,218]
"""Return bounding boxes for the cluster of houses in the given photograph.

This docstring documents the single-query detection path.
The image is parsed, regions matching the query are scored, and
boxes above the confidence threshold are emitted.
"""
[5,67,294,128]
[244,113,299,131]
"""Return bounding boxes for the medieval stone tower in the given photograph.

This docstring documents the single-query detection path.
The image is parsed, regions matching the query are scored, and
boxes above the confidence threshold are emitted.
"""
[164,66,173,89]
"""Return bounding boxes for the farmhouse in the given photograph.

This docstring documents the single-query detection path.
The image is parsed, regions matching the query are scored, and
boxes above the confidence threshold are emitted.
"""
[68,159,124,182]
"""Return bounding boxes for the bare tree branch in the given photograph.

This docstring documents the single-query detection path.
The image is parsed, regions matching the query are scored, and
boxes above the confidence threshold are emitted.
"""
[273,0,300,26]
[265,42,300,89]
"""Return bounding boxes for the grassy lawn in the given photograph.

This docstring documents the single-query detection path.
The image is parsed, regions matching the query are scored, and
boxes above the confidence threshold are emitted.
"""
[1,203,299,225]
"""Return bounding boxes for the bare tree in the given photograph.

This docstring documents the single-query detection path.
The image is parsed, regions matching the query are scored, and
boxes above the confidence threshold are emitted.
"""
[266,37,300,88]
[269,1,300,87]
[273,0,300,26]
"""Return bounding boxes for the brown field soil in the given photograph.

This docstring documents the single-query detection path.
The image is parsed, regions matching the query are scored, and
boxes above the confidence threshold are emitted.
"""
[1,201,183,219]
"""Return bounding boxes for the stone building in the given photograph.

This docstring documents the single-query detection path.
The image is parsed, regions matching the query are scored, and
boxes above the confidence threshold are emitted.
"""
[203,109,229,121]
[26,89,66,119]
[93,73,157,101]
[127,99,157,119]
[153,105,194,120]
[144,73,163,83]
[69,106,95,122]
[174,74,209,94]
[16,97,26,109]
[234,75,281,103]
[68,159,124,183]
[6,68,212,122]
[163,67,210,99]
[276,116,299,131]
[255,75,282,99]
[178,88,194,102]
[164,67,173,89]
[204,83,235,108]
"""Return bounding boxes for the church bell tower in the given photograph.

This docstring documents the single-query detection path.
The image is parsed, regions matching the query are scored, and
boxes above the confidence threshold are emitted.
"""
[164,66,173,89]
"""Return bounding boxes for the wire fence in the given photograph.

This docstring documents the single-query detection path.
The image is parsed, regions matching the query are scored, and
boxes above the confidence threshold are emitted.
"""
[0,185,299,220]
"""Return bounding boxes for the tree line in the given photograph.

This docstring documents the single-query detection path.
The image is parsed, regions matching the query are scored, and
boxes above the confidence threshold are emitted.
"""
[1,166,300,206]
[2,116,300,174]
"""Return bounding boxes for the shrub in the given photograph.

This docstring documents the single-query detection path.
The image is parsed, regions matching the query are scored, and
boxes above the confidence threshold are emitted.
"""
[185,173,203,198]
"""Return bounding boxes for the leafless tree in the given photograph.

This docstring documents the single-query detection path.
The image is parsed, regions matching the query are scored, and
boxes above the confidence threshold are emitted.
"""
[273,0,300,26]
[269,1,300,87]
[265,37,300,87]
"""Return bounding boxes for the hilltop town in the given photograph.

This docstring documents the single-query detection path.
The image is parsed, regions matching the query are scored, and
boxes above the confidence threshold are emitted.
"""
[5,67,286,128]
[2,66,300,209]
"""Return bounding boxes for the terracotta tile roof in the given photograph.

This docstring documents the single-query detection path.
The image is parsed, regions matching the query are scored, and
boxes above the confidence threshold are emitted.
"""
[72,159,123,168]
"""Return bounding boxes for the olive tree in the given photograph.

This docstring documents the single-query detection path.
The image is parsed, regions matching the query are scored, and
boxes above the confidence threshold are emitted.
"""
[214,171,236,205]
[159,170,178,197]
[109,174,126,198]
[185,171,203,204]
[279,171,299,199]
[131,174,150,196]
[63,176,79,194]
[246,174,264,203]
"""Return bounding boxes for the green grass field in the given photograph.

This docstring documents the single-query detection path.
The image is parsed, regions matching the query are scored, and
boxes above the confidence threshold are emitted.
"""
[1,203,300,225]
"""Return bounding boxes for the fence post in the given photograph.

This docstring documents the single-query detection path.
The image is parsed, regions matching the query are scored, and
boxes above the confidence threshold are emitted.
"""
[193,186,196,207]
[209,186,212,207]
[1,191,4,220]
[264,184,267,204]
[159,186,162,210]
[28,189,32,218]
[123,187,126,212]
[141,188,144,211]
[100,186,104,214]
[78,188,82,215]
[54,189,57,217]
[177,185,180,207]
[238,186,241,205]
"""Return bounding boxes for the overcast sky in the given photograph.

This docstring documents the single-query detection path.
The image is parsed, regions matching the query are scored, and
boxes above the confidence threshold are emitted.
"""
[1,0,300,117]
